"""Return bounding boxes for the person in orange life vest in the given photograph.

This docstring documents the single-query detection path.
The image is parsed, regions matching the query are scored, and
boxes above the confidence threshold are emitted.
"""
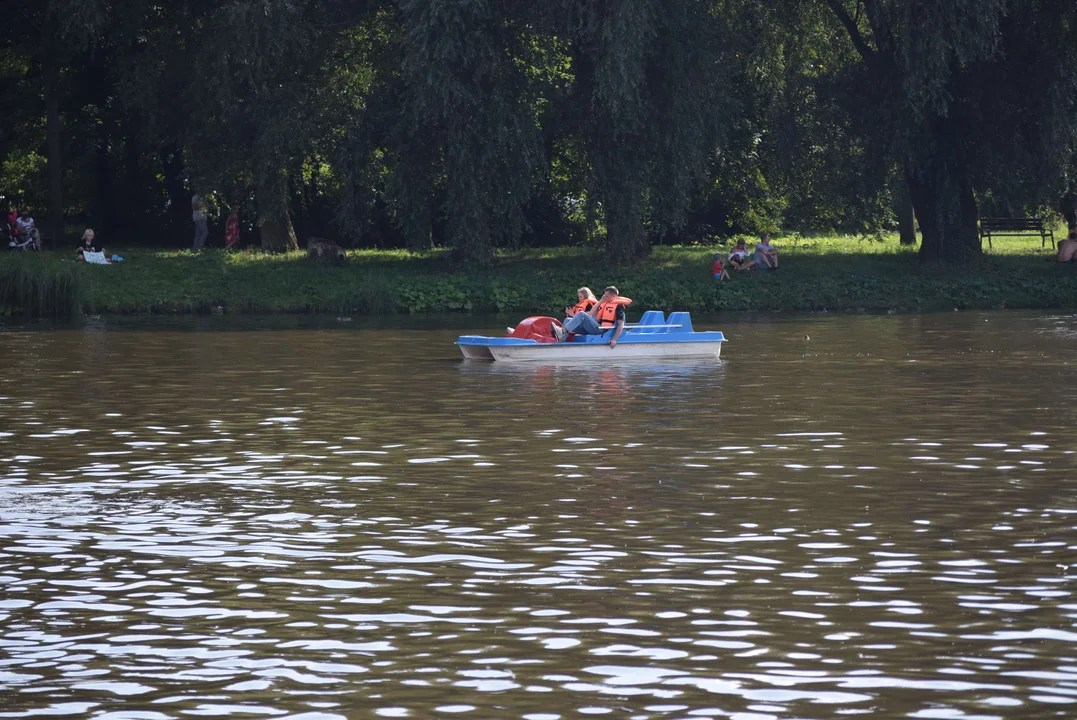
[553,286,628,348]
[506,286,599,335]
[564,287,598,321]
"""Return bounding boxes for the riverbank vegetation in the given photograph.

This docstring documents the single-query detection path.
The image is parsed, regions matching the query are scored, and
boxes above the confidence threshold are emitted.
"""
[2,1,1076,266]
[4,235,1075,318]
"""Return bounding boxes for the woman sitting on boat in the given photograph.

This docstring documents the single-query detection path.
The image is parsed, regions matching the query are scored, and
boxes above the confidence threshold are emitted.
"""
[564,287,598,321]
[553,286,630,348]
[507,287,599,336]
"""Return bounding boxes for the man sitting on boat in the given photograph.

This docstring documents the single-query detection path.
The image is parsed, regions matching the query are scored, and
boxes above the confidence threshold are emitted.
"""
[553,286,629,348]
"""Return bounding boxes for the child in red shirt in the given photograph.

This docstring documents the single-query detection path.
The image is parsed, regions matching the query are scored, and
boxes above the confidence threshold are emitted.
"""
[712,254,729,281]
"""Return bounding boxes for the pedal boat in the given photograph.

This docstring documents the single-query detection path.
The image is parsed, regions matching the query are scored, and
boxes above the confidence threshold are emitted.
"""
[456,311,726,362]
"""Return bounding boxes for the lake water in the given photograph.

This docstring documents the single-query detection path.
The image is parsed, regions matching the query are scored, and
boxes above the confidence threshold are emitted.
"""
[1,311,1076,720]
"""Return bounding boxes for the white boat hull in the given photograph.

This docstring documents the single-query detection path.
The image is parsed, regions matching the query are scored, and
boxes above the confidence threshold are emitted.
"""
[459,344,494,360]
[487,340,723,363]
[456,312,726,363]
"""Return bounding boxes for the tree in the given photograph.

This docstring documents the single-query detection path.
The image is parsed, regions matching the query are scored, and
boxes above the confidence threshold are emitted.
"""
[554,0,743,261]
[817,0,1077,261]
[1,0,107,245]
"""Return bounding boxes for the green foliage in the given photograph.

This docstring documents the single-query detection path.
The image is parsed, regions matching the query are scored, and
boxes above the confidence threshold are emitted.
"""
[399,276,475,314]
[0,152,46,208]
[5,235,1076,318]
[1,0,1075,266]
[792,0,1077,261]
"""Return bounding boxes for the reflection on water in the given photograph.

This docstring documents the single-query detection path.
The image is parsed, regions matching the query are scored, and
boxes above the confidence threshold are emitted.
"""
[1,311,1076,719]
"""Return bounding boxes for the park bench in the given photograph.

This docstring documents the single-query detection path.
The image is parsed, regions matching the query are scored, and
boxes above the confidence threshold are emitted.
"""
[979,217,1054,249]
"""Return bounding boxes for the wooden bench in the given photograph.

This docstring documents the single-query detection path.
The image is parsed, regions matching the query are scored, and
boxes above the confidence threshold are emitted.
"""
[979,217,1054,249]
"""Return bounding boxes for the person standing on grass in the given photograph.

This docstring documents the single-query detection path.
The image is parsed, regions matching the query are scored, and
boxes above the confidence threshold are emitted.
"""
[755,234,778,269]
[728,239,755,271]
[224,207,240,250]
[192,194,209,250]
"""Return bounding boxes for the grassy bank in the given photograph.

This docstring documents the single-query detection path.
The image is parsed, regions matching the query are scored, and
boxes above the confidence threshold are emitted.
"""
[3,234,1076,317]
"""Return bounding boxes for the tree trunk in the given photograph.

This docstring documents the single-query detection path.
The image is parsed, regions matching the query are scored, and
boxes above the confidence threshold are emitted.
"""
[1063,190,1077,233]
[449,223,492,264]
[908,116,980,263]
[605,214,649,264]
[43,16,63,247]
[96,123,116,238]
[893,177,917,245]
[604,191,650,264]
[258,187,298,252]
[909,172,979,263]
[160,146,189,240]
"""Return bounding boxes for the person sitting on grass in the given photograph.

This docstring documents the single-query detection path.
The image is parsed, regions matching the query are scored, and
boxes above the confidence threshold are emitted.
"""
[712,253,729,280]
[1057,229,1077,263]
[7,209,34,250]
[76,229,102,262]
[728,239,755,271]
[553,285,627,348]
[755,233,779,269]
[5,209,18,239]
[15,210,40,250]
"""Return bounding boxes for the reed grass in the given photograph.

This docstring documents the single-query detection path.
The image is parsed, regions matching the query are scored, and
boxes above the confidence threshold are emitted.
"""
[1,255,85,316]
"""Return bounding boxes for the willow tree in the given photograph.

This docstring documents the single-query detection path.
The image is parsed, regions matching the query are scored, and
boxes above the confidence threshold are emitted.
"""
[553,0,740,261]
[818,0,1077,261]
[395,0,549,262]
[741,0,895,237]
[187,1,338,251]
[337,0,745,263]
[328,1,547,260]
[116,0,335,251]
[2,0,110,244]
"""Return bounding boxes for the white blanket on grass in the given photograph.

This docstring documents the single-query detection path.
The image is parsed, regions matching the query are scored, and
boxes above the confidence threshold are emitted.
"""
[83,251,109,264]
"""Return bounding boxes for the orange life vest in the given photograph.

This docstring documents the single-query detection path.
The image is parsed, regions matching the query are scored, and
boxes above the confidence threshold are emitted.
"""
[595,296,632,327]
[570,298,597,316]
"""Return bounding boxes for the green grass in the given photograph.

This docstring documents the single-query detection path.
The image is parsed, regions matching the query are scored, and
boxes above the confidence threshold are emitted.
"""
[3,232,1075,317]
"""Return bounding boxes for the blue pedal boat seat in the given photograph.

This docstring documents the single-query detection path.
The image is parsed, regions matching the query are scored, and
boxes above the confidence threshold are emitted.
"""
[666,312,694,334]
[636,310,666,334]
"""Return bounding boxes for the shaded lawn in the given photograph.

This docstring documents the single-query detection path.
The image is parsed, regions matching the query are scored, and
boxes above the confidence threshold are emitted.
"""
[6,232,1075,316]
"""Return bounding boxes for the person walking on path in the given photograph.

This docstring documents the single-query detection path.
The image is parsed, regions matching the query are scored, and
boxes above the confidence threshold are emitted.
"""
[224,207,240,250]
[192,195,209,250]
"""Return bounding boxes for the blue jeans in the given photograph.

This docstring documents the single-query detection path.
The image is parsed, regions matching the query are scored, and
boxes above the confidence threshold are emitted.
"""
[562,312,604,336]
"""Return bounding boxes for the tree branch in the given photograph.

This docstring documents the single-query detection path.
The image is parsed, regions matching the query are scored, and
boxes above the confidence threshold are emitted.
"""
[824,0,875,61]
[860,0,896,57]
